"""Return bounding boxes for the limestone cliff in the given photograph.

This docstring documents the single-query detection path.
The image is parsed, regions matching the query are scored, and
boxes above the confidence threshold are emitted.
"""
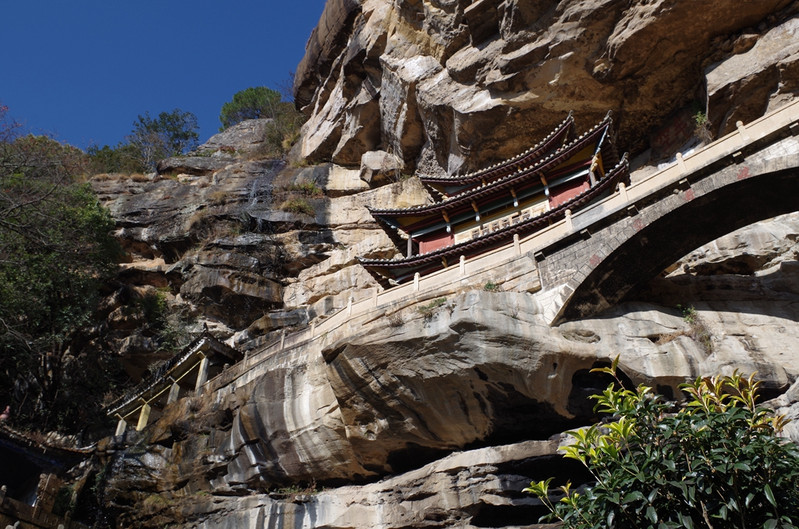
[89,2,799,528]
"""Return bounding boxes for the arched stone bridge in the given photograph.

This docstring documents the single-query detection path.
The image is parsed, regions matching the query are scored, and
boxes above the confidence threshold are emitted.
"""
[534,101,799,324]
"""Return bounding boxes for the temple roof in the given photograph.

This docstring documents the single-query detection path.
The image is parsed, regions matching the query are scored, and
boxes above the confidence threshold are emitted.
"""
[368,113,618,233]
[360,154,629,283]
[418,111,576,189]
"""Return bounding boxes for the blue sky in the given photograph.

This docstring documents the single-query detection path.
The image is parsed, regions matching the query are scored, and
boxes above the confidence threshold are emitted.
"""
[0,1,326,149]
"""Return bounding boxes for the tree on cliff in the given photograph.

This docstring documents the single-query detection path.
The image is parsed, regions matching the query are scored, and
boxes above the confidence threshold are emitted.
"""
[219,86,305,155]
[127,108,199,171]
[0,105,121,431]
[219,86,283,129]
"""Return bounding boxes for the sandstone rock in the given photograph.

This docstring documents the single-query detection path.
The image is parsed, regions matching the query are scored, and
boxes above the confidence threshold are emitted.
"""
[179,267,283,329]
[294,0,362,110]
[359,150,404,186]
[97,2,799,526]
[198,119,274,155]
[175,438,574,529]
[670,212,799,276]
[707,15,799,135]
[295,0,798,170]
[276,163,370,198]
[157,156,236,176]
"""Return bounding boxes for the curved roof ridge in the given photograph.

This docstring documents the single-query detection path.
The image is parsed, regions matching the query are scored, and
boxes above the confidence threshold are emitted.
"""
[368,114,614,218]
[419,111,576,183]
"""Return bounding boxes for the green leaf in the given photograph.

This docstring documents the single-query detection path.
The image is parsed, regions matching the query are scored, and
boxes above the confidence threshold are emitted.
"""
[744,492,755,507]
[621,491,645,504]
[764,519,778,529]
[646,506,658,524]
[677,512,694,529]
[764,483,777,507]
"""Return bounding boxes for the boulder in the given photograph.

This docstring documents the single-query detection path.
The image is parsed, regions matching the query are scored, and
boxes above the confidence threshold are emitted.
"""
[198,119,274,155]
[359,150,404,187]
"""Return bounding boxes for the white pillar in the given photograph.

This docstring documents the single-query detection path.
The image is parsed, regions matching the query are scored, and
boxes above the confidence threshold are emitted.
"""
[194,356,209,394]
[736,120,750,143]
[413,272,420,292]
[513,233,520,255]
[167,382,181,405]
[618,182,628,203]
[459,255,466,276]
[676,152,686,173]
[115,418,127,437]
[565,209,573,231]
[136,403,151,431]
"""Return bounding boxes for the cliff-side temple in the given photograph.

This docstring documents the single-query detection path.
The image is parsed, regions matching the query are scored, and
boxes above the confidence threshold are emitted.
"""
[359,113,629,285]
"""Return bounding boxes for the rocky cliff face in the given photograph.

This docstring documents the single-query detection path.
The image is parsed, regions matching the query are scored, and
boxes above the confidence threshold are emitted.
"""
[94,2,799,528]
[295,0,799,173]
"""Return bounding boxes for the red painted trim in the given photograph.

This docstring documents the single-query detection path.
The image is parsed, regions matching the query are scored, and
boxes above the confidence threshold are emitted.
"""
[418,233,454,254]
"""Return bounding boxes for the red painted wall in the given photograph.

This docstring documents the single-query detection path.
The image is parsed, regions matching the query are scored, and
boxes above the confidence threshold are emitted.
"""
[549,179,589,208]
[418,232,454,254]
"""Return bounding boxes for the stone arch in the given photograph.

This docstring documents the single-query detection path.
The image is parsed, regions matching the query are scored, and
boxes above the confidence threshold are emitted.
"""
[553,147,799,324]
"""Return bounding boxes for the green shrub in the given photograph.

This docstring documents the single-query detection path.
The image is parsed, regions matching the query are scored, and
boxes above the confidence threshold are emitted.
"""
[526,359,799,528]
[285,181,323,197]
[679,304,713,354]
[694,110,713,143]
[484,281,501,292]
[279,198,315,216]
[417,297,447,317]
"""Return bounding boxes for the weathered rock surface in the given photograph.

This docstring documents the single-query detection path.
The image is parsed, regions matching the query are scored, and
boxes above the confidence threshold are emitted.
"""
[107,239,799,526]
[156,155,237,176]
[95,1,799,527]
[198,118,275,156]
[296,0,799,173]
[159,439,576,529]
[707,15,799,135]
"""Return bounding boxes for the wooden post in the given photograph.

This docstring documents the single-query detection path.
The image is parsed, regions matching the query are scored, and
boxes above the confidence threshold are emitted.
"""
[167,382,181,405]
[136,403,151,431]
[194,356,209,394]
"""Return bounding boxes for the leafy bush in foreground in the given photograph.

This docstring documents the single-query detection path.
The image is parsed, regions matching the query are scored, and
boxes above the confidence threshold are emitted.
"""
[526,360,799,528]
